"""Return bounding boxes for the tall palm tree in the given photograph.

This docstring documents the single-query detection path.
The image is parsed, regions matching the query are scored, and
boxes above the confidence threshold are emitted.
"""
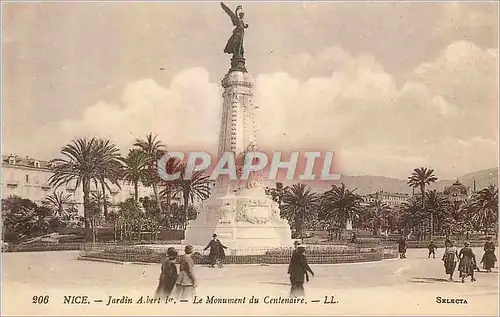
[49,138,100,240]
[49,138,122,241]
[134,133,166,214]
[172,164,212,229]
[470,184,498,235]
[122,149,149,202]
[320,183,363,240]
[408,167,438,239]
[44,191,72,217]
[281,183,319,239]
[94,139,123,219]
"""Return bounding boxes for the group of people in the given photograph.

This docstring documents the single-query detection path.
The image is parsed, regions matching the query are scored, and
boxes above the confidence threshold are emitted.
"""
[155,244,197,301]
[154,233,496,302]
[155,234,227,301]
[154,235,316,301]
[442,237,498,282]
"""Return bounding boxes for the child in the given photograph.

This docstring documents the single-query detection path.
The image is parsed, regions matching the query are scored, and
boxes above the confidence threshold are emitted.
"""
[428,240,437,259]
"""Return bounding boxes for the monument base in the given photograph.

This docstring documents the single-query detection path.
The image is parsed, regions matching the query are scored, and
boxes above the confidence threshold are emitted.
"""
[183,186,293,249]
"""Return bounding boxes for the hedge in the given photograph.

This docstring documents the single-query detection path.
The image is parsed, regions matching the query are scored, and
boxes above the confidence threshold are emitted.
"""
[79,245,398,265]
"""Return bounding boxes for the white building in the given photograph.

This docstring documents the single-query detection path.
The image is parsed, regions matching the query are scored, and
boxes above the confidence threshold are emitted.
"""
[363,191,410,207]
[1,154,154,215]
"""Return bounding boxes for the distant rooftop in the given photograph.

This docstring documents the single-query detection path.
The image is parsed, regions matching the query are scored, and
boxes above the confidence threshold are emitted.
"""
[2,154,52,169]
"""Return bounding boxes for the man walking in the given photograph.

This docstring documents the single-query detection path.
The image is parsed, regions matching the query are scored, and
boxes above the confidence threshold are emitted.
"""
[204,234,228,268]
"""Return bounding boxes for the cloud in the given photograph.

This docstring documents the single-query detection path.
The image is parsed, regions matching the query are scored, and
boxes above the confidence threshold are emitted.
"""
[20,41,497,180]
[27,68,222,158]
[254,42,497,178]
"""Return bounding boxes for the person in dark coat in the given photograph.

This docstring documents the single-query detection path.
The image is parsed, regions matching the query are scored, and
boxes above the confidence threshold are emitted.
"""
[287,241,301,274]
[427,240,437,258]
[398,236,407,259]
[458,241,477,283]
[480,237,497,272]
[204,234,228,268]
[155,247,178,300]
[288,246,314,298]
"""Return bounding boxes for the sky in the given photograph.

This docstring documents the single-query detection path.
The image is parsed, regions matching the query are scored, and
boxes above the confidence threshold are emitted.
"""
[2,2,499,180]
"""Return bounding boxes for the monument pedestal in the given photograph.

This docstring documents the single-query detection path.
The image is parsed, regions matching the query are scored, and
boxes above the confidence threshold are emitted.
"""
[183,66,293,252]
[183,186,293,251]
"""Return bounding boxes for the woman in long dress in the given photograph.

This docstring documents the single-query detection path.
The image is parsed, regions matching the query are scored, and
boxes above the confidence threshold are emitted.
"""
[481,237,497,272]
[458,242,477,283]
[175,245,197,301]
[155,247,178,300]
[442,240,459,281]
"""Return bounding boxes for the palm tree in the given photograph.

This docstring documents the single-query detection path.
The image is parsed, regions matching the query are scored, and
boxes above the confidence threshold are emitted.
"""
[470,185,498,235]
[266,182,288,208]
[172,164,212,229]
[408,167,438,239]
[49,138,100,240]
[425,190,451,236]
[281,184,319,239]
[88,194,104,243]
[94,139,123,219]
[368,198,391,236]
[44,191,72,217]
[159,156,183,226]
[91,191,111,217]
[134,133,166,214]
[122,149,149,202]
[320,183,363,240]
[49,138,122,241]
[401,196,424,237]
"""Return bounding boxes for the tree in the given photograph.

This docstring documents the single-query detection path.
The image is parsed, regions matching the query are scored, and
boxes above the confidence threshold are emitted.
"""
[2,196,63,243]
[43,191,72,217]
[424,190,450,236]
[266,182,288,208]
[172,164,212,229]
[281,184,319,239]
[117,198,143,241]
[401,195,426,239]
[408,167,438,238]
[134,133,166,215]
[159,156,182,228]
[49,138,100,240]
[94,139,123,219]
[470,185,498,235]
[49,137,122,240]
[320,183,363,240]
[367,198,392,236]
[122,149,149,202]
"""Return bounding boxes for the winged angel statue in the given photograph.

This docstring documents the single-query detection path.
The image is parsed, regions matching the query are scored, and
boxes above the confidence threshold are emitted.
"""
[220,2,248,58]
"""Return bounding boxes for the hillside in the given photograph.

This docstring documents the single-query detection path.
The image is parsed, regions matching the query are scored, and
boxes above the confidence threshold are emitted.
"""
[339,167,498,194]
[265,167,498,195]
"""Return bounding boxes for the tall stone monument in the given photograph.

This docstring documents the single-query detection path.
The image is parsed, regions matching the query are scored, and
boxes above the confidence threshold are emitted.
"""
[183,3,292,250]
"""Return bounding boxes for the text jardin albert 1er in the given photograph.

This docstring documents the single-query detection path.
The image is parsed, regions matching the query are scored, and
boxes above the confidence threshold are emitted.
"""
[157,151,341,181]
